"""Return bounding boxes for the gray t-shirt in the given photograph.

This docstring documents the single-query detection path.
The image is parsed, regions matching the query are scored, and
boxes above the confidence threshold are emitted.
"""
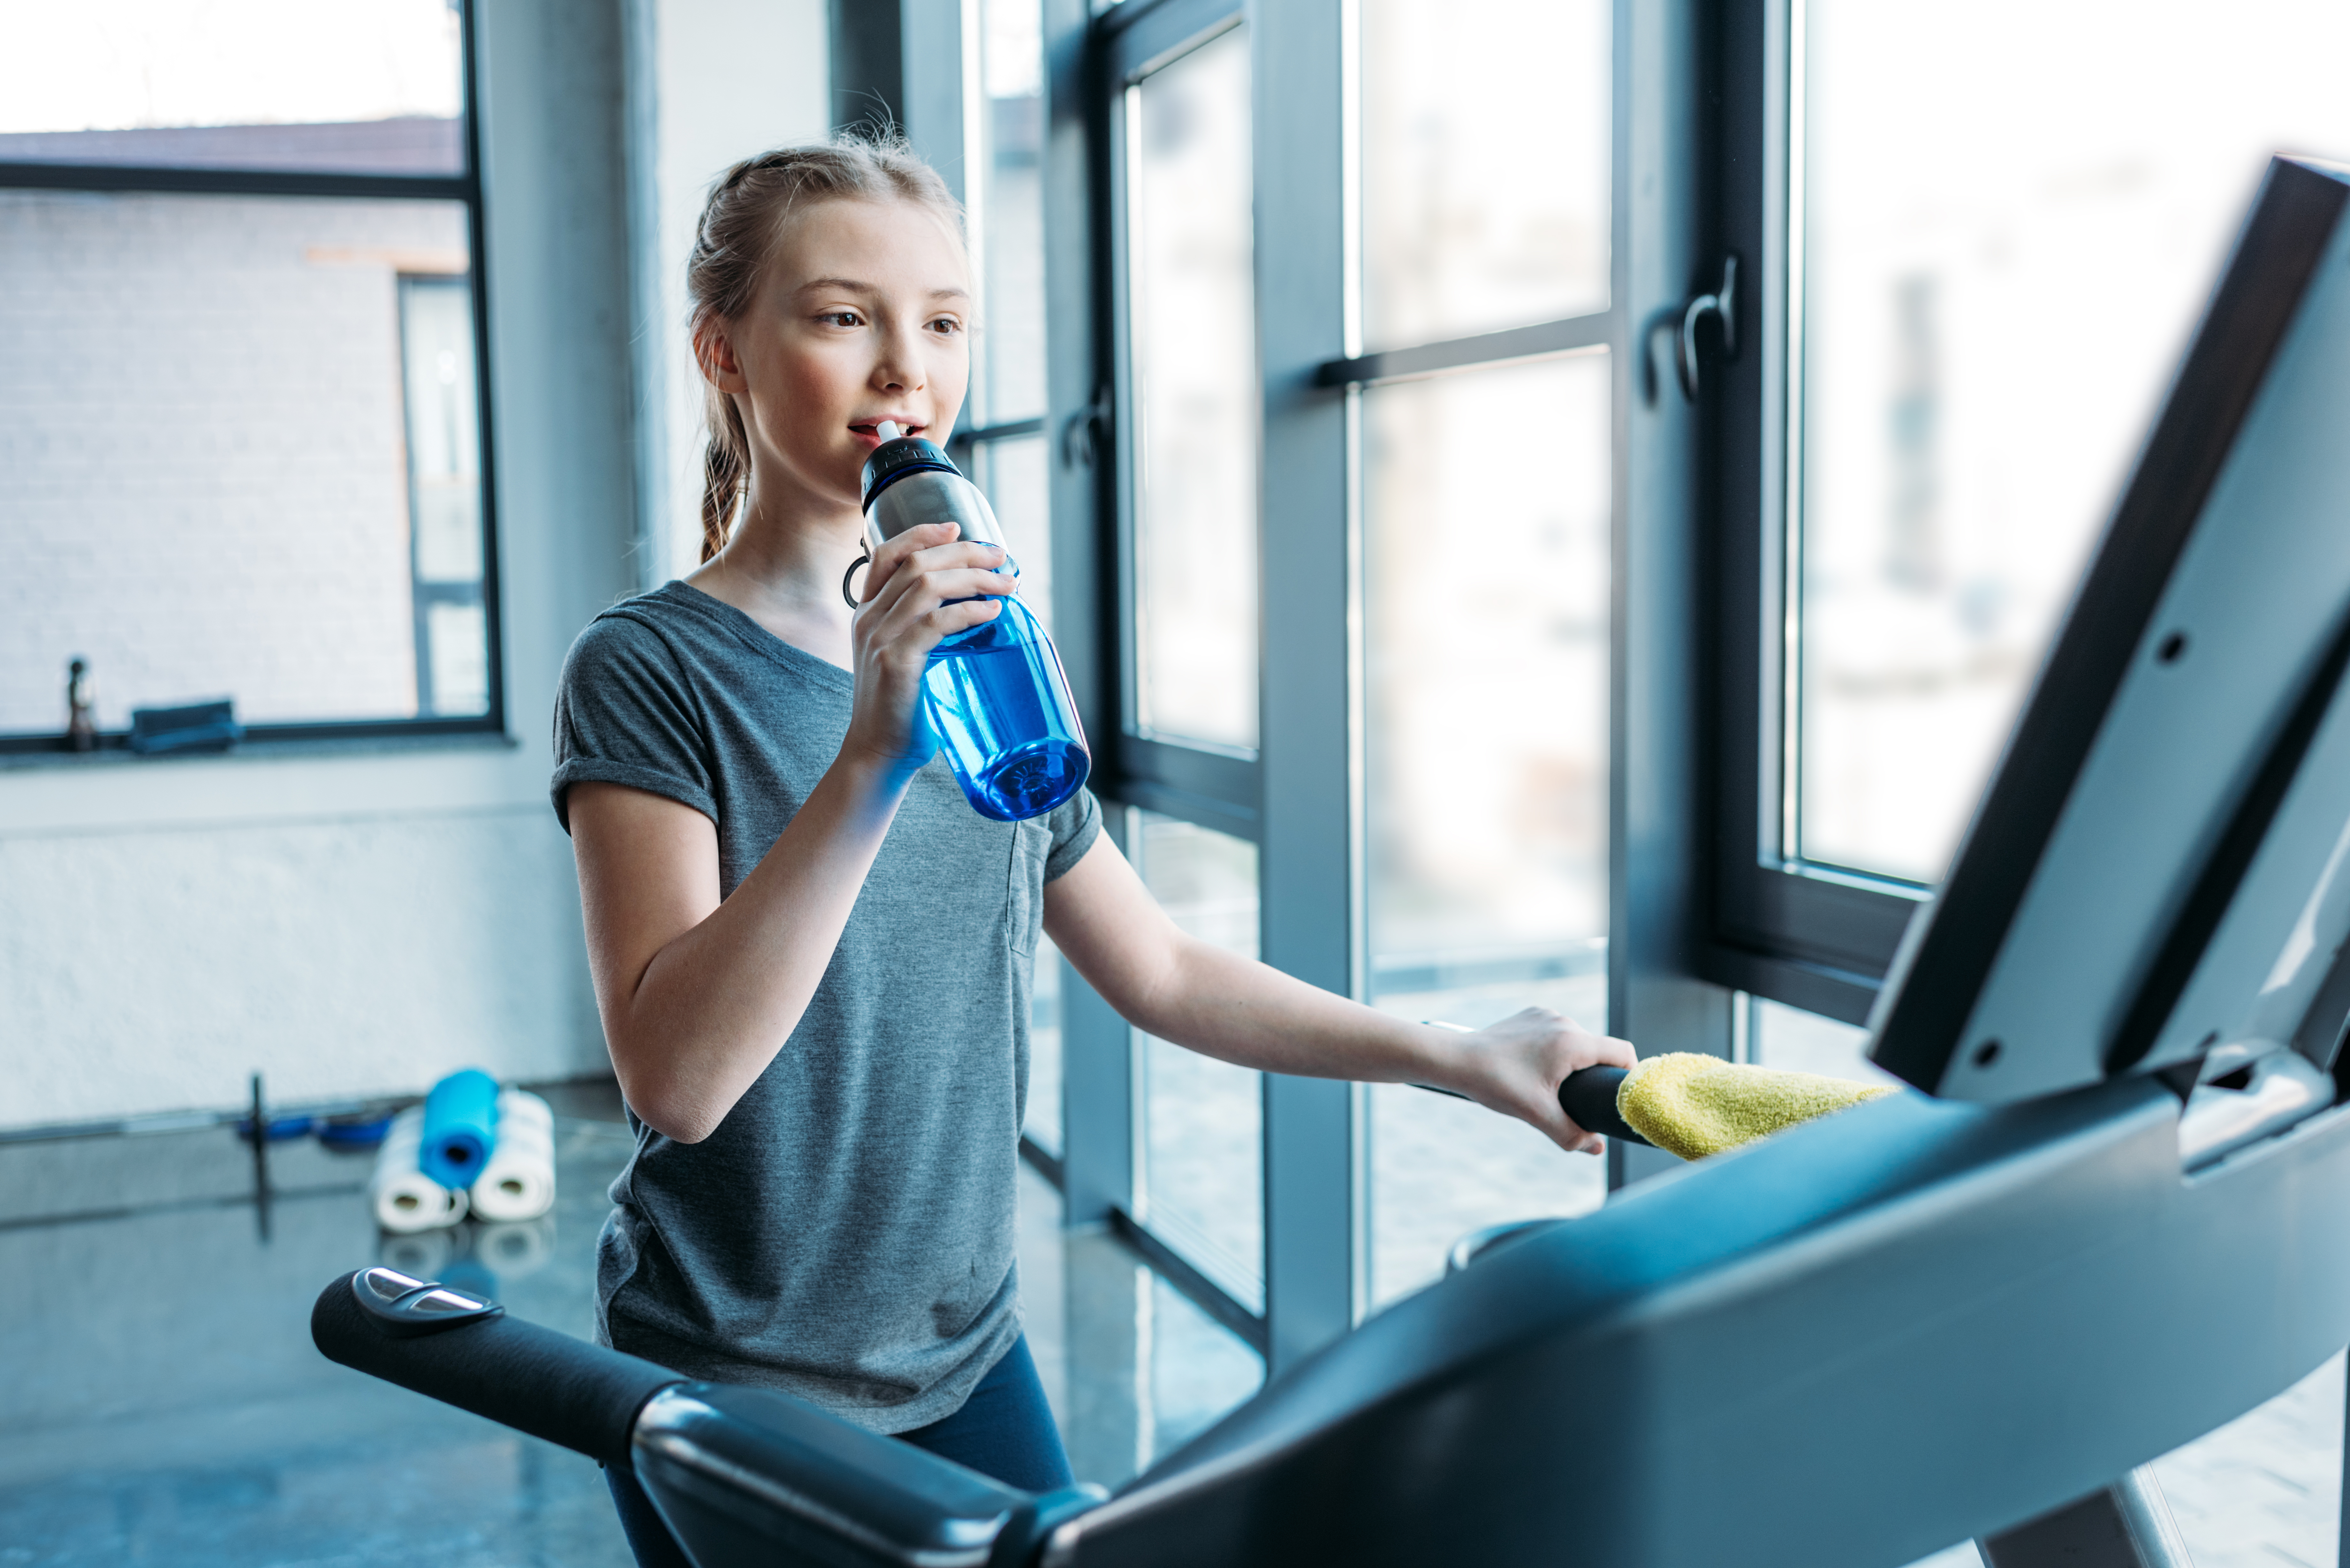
[549,581,1098,1433]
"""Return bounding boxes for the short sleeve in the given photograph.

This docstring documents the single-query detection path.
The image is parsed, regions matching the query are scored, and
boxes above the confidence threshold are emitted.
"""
[1042,786,1102,881]
[550,612,719,833]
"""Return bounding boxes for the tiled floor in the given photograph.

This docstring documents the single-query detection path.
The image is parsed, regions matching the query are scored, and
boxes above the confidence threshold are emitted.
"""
[0,1081,2341,1566]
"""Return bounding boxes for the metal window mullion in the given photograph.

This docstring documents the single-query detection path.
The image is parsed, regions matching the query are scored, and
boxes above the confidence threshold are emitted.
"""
[1253,0,1358,1375]
[1608,0,1737,1192]
[457,0,504,737]
[1314,311,1615,388]
[1047,0,1132,1227]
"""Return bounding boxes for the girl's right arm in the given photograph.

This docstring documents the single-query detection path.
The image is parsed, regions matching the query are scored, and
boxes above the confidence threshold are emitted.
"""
[567,522,1013,1143]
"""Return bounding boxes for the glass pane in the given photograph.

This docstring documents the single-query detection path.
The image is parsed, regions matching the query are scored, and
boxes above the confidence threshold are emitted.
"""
[974,434,1054,636]
[974,0,1047,426]
[1794,0,2350,884]
[1128,27,1259,752]
[1133,810,1263,1309]
[1359,0,1609,350]
[400,275,490,717]
[1362,353,1612,1307]
[1148,1274,1264,1457]
[1752,998,1900,1087]
[0,192,488,733]
[0,1,466,177]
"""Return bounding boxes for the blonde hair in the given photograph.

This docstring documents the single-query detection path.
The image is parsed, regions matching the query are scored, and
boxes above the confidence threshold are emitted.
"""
[686,133,967,563]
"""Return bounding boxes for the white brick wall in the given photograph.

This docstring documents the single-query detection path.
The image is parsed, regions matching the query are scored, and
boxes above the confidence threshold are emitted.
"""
[0,190,468,732]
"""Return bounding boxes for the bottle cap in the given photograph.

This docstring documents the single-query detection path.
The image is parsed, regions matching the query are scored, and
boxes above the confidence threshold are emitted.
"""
[860,431,959,511]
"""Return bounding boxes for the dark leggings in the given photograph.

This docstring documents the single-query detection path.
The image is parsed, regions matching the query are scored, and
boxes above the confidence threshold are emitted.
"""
[605,1336,1074,1568]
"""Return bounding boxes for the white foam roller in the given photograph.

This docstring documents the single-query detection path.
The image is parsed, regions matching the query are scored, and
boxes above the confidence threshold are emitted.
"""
[371,1106,469,1233]
[497,1088,555,1133]
[469,1090,557,1222]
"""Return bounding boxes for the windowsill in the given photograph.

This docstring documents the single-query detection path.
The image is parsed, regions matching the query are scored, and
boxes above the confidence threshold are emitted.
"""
[0,729,517,773]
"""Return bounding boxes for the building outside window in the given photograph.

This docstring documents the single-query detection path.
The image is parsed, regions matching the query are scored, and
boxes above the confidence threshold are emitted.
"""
[0,0,498,749]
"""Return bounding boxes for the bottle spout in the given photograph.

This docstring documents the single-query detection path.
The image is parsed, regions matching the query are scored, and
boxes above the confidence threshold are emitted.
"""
[877,420,902,441]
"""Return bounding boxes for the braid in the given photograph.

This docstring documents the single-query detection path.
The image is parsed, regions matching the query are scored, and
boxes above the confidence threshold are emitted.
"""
[700,398,750,562]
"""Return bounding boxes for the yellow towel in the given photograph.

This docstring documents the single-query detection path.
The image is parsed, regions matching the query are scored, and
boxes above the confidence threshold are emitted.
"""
[1618,1052,1896,1161]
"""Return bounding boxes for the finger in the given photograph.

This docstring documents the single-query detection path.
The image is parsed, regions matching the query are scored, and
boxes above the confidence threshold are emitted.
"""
[867,542,1010,616]
[904,541,1010,583]
[861,523,965,605]
[875,568,1019,628]
[1591,1033,1639,1070]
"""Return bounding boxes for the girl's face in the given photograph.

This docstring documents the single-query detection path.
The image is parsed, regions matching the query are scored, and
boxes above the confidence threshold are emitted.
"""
[701,195,972,518]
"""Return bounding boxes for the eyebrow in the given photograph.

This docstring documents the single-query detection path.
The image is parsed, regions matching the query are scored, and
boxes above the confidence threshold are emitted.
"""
[797,276,971,301]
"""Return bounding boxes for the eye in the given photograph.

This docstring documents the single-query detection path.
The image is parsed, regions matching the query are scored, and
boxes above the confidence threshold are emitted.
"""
[928,316,965,336]
[817,310,863,328]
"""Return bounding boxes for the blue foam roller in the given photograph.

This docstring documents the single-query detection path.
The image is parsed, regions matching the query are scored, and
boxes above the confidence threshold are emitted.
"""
[419,1069,501,1190]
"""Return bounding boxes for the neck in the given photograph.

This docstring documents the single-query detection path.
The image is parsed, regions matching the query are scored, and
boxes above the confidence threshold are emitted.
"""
[687,467,868,664]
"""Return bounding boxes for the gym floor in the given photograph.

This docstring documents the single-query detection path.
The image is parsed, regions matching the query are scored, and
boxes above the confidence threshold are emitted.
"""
[0,1084,2335,1567]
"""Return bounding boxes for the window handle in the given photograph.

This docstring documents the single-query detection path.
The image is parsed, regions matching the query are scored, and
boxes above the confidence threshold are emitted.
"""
[1060,387,1112,469]
[1678,254,1740,400]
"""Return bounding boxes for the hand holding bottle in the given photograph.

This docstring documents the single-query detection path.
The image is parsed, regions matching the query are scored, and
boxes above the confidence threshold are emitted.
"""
[841,520,1017,782]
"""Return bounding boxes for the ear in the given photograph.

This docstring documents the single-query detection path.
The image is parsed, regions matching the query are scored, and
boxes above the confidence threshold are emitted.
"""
[694,319,749,394]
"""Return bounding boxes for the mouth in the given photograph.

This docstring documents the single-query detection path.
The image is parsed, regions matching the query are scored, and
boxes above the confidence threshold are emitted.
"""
[850,420,926,449]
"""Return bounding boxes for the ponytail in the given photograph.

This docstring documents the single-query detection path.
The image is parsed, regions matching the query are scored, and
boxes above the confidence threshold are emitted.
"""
[684,132,965,564]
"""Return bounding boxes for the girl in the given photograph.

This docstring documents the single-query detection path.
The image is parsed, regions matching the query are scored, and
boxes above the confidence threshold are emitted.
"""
[551,136,1633,1565]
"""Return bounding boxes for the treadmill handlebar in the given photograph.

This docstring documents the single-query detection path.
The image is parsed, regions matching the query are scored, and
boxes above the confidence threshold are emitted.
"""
[311,1270,680,1466]
[1558,1065,1650,1147]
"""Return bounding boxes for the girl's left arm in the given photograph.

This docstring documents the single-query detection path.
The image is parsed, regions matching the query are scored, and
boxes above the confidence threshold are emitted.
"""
[1042,836,1636,1154]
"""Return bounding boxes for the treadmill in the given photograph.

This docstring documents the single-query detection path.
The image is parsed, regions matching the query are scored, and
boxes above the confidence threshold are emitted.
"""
[314,154,2350,1568]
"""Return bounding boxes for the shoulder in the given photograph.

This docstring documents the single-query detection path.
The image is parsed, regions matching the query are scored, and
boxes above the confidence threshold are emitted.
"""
[562,590,700,687]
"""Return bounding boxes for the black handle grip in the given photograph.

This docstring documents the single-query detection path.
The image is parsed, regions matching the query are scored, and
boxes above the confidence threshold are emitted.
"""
[312,1272,681,1465]
[1559,1065,1650,1147]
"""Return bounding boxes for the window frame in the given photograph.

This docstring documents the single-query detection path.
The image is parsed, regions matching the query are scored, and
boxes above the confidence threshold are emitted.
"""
[1696,0,1920,1026]
[0,0,506,754]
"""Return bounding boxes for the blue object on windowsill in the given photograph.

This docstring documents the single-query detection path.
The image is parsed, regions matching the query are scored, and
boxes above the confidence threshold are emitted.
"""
[418,1068,501,1190]
[236,1114,318,1144]
[128,699,242,755]
[318,1112,396,1152]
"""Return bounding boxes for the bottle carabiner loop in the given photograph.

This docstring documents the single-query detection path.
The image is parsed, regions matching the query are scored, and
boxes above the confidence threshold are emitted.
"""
[841,547,871,610]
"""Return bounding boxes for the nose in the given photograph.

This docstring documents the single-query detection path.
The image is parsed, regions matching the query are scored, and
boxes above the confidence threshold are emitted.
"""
[870,318,927,396]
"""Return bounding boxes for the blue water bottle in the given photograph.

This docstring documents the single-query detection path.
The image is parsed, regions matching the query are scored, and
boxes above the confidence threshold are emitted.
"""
[855,426,1090,821]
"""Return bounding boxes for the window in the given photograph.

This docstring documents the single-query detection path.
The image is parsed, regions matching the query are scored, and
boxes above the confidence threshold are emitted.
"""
[1123,21,1258,754]
[0,0,498,750]
[1352,0,1617,1305]
[1792,0,2350,888]
[1706,0,2350,1020]
[1362,354,1613,1304]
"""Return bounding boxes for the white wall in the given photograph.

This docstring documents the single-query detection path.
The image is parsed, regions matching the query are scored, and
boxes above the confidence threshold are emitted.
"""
[0,0,660,1130]
[625,0,832,585]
